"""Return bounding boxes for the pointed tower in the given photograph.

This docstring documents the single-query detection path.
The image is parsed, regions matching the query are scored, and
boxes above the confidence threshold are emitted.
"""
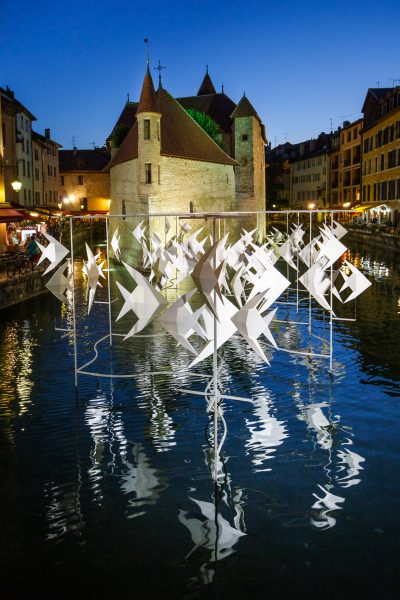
[231,95,266,237]
[197,68,217,96]
[136,65,162,201]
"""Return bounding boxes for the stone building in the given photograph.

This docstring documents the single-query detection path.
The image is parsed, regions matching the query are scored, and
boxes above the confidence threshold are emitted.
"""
[337,119,362,208]
[290,133,332,209]
[59,147,110,213]
[106,66,267,242]
[265,142,300,209]
[0,86,36,207]
[32,129,61,208]
[360,87,400,226]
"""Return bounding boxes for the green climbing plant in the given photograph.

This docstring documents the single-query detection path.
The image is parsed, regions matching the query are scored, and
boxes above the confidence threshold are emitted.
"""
[185,109,224,149]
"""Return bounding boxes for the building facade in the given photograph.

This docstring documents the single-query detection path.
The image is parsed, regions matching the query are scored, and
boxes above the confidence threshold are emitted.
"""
[59,147,110,213]
[32,129,61,208]
[290,133,331,209]
[361,87,400,226]
[336,119,362,208]
[106,67,267,240]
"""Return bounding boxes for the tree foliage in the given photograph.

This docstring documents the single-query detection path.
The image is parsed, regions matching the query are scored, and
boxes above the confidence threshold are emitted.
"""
[185,109,223,148]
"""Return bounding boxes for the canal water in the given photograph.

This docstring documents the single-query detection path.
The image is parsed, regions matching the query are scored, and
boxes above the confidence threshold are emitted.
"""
[0,238,399,599]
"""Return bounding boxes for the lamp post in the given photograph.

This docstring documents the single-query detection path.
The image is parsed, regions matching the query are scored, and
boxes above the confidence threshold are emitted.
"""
[11,176,22,192]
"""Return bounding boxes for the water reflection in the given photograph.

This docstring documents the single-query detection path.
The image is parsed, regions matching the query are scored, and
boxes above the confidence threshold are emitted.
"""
[0,320,36,418]
[179,491,246,590]
[45,481,84,541]
[121,442,167,518]
[245,394,288,471]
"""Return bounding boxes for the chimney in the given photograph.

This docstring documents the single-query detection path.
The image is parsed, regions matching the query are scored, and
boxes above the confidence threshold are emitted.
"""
[5,86,14,99]
[45,128,51,140]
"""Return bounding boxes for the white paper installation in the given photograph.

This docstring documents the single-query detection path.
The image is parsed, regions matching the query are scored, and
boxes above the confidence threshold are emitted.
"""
[38,215,371,370]
[37,213,372,482]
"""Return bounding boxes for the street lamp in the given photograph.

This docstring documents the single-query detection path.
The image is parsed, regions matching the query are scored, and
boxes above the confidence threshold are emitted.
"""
[11,176,22,192]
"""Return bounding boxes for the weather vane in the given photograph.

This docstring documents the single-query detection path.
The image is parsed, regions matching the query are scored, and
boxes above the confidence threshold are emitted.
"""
[144,38,150,65]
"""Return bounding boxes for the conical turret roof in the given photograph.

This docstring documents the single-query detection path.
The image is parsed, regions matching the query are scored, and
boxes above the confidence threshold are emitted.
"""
[197,71,217,96]
[231,95,261,122]
[137,66,160,113]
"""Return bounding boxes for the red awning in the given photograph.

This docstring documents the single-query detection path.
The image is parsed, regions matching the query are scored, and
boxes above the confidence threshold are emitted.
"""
[0,208,26,223]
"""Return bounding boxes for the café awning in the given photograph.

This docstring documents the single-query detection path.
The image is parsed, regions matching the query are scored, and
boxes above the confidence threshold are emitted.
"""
[0,207,26,223]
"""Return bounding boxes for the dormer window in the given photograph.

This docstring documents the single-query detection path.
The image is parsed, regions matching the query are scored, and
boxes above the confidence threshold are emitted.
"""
[144,119,150,140]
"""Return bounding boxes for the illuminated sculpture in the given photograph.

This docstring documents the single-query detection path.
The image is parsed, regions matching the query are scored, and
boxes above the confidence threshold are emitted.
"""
[37,211,372,489]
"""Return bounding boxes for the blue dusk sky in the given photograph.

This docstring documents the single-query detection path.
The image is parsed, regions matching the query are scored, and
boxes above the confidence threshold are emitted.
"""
[1,0,399,149]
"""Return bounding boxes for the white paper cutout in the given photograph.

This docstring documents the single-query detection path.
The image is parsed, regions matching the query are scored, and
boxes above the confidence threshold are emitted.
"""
[116,261,167,337]
[45,262,73,303]
[36,232,70,275]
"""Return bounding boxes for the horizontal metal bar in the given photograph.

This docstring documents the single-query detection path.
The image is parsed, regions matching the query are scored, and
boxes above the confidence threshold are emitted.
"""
[68,210,358,220]
[180,388,254,404]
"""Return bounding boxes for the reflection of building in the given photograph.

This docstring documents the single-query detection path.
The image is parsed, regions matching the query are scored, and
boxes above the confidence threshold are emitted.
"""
[32,129,61,208]
[290,132,332,209]
[59,147,110,213]
[360,87,400,226]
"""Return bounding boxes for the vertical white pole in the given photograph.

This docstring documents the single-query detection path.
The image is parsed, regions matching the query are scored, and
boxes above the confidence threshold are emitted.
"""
[105,217,112,347]
[286,211,289,284]
[329,211,334,374]
[296,211,299,314]
[308,210,312,333]
[212,217,218,481]
[70,217,78,389]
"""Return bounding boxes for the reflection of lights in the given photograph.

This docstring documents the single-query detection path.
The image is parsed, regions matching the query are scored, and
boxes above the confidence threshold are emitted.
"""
[343,202,351,208]
[308,202,315,210]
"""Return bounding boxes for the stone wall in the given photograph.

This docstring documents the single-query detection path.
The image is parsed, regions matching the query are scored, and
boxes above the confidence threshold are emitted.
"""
[0,270,47,311]
[60,172,110,212]
[232,116,266,240]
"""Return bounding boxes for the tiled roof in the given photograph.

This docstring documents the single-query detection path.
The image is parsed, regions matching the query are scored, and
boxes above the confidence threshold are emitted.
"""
[137,67,159,114]
[59,147,110,172]
[106,87,238,169]
[197,72,216,95]
[231,95,261,122]
[32,130,62,148]
[106,123,138,170]
[158,88,237,165]
[108,91,238,139]
[0,86,37,121]
[177,93,236,132]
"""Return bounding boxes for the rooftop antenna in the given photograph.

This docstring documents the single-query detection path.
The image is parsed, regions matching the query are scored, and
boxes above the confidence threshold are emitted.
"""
[376,81,380,88]
[388,78,400,87]
[91,141,96,149]
[71,135,78,148]
[154,60,166,87]
[221,83,224,94]
[144,38,150,65]
[329,117,333,132]
[127,92,130,102]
